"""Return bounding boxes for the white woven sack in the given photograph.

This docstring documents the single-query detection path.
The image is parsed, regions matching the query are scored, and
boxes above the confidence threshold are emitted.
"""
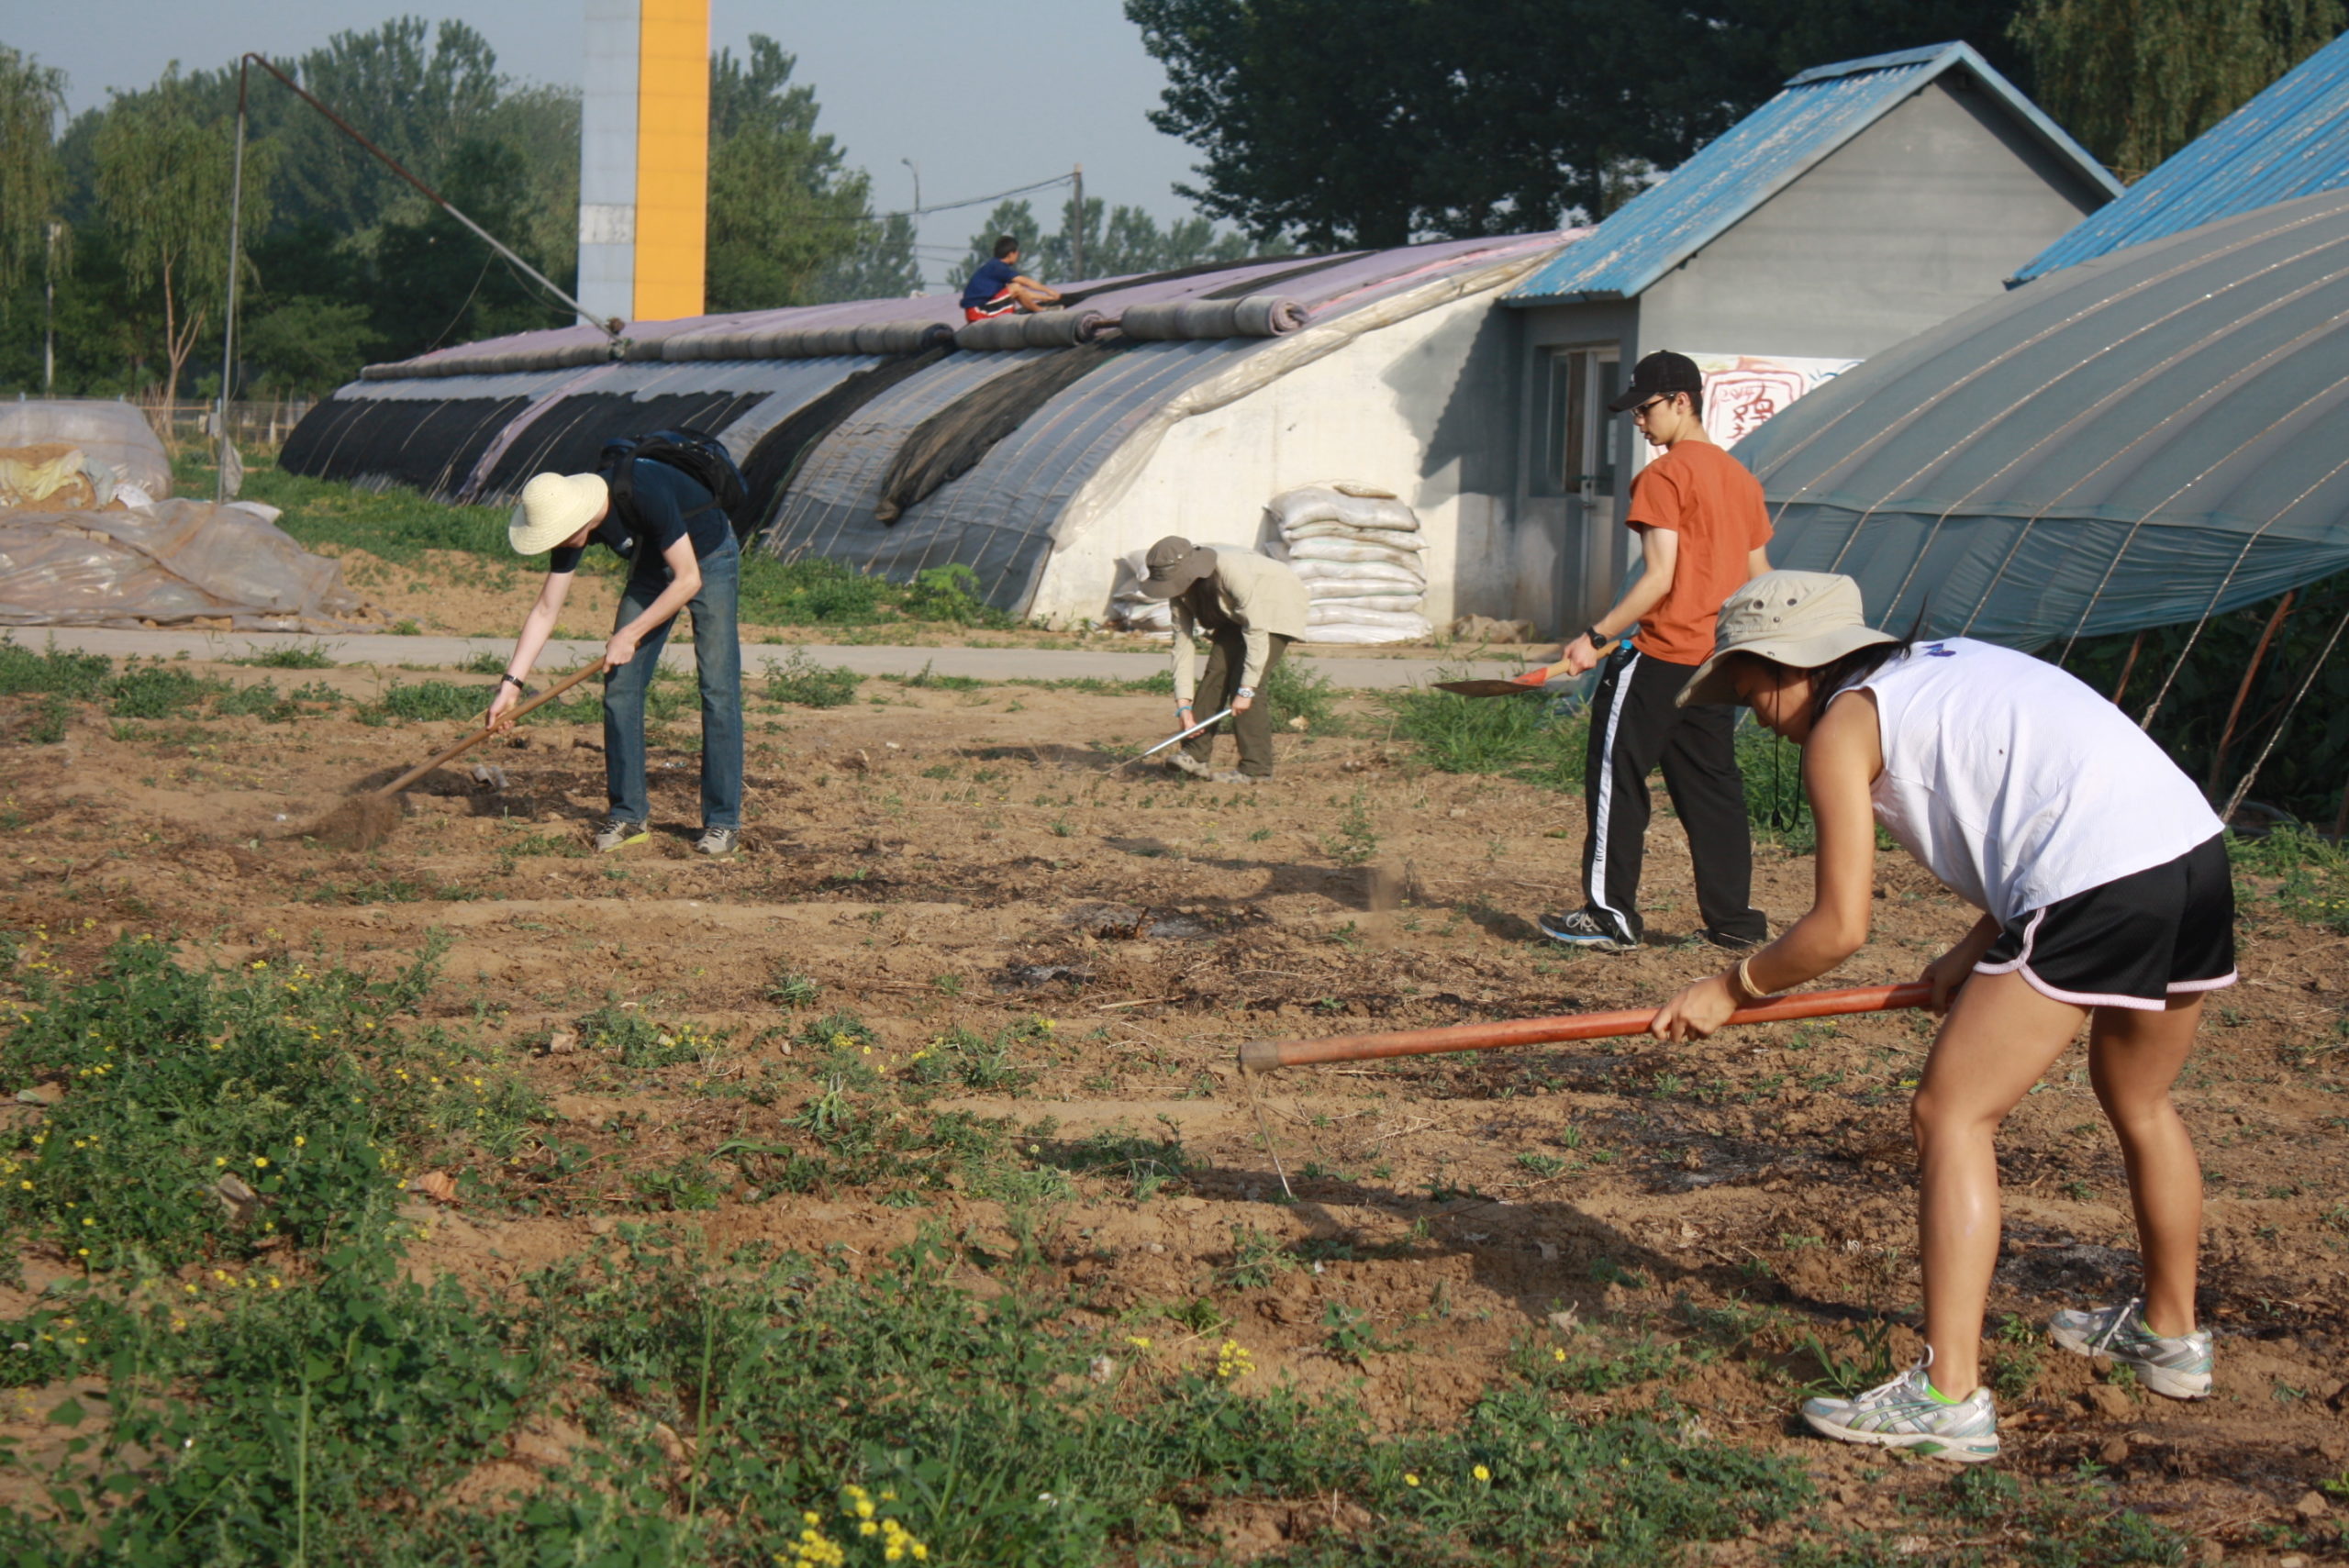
[1300,614,1431,645]
[1308,601,1431,625]
[1264,484,1419,535]
[1282,521,1428,550]
[1290,559,1425,586]
[1285,539,1424,568]
[1309,589,1426,610]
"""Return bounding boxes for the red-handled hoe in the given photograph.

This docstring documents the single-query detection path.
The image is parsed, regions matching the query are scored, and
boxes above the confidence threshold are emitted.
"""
[1236,982,1932,1074]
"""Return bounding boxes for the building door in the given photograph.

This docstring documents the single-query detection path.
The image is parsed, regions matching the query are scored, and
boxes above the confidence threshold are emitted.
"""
[1534,346,1621,632]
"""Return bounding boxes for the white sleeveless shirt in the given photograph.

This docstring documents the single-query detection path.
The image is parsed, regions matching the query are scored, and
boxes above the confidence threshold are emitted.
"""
[1841,638,2222,926]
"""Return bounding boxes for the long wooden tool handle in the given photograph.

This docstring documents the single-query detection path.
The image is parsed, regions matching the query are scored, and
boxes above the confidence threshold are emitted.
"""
[373,662,603,799]
[1237,981,1932,1073]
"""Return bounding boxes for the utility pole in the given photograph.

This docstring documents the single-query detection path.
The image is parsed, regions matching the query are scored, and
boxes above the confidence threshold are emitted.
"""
[1071,163,1085,283]
[43,222,61,395]
[217,63,250,502]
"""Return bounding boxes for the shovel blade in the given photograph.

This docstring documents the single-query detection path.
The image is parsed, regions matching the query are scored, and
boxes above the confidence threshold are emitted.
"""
[1434,679,1549,698]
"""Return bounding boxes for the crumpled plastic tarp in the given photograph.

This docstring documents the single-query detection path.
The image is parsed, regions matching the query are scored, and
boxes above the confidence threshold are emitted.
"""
[0,402,172,499]
[0,499,371,631]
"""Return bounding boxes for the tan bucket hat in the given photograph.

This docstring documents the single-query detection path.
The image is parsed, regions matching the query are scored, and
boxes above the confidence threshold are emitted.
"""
[508,472,608,555]
[1678,571,1898,706]
[1136,535,1219,599]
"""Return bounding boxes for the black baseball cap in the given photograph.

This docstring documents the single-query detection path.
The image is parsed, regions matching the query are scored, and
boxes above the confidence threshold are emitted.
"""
[1608,350,1704,413]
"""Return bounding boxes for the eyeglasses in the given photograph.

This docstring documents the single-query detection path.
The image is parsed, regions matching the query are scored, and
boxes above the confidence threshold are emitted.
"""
[1631,395,1670,419]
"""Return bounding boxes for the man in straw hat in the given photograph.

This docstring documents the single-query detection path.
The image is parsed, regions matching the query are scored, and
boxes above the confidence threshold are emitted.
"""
[1653,570,2231,1462]
[1134,535,1309,783]
[490,461,743,854]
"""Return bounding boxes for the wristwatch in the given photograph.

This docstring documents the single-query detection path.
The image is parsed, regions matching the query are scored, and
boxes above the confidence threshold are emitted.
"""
[498,673,527,691]
[1583,627,1609,651]
[1235,686,1256,699]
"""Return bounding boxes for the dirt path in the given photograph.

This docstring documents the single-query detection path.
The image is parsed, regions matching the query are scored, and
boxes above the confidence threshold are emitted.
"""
[5,656,2346,1560]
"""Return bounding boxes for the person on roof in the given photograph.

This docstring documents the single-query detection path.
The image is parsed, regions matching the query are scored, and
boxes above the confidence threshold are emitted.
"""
[1133,535,1310,783]
[1651,571,2232,1463]
[961,236,1062,321]
[1524,350,1771,955]
[489,461,743,857]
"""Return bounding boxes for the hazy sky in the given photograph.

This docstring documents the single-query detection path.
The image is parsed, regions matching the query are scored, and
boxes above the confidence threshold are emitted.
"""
[9,2,1208,285]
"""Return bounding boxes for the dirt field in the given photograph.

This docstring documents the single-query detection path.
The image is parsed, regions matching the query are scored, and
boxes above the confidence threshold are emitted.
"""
[5,651,2347,1562]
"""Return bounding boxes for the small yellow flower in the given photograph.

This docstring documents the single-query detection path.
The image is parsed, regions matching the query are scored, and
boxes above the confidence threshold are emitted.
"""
[253,1156,269,1168]
[1403,1473,1420,1486]
[1473,1464,1491,1483]
[1553,1347,1566,1362]
[294,1136,306,1147]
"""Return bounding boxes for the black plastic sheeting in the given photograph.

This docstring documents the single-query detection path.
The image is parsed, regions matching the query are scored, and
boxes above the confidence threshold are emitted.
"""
[279,395,534,495]
[739,347,952,536]
[873,339,1126,524]
[476,390,770,498]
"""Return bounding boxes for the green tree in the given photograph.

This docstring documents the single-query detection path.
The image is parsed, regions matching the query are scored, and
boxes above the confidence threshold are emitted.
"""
[369,137,566,360]
[705,35,875,311]
[817,212,924,302]
[1126,0,2036,246]
[94,69,274,410]
[0,45,67,298]
[2011,0,2344,180]
[256,17,507,239]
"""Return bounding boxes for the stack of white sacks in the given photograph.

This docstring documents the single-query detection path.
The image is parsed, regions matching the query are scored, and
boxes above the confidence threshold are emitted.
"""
[1264,483,1431,644]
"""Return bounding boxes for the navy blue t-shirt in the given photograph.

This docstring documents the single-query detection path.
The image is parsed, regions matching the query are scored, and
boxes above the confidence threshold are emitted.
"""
[549,460,729,583]
[961,258,1019,309]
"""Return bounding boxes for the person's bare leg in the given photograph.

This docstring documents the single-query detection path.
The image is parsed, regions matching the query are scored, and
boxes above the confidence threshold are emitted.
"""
[2087,995,2207,1337]
[1008,280,1059,311]
[1910,972,2086,1396]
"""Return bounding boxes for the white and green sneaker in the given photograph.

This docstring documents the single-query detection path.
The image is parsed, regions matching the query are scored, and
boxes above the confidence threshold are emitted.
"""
[595,818,650,853]
[2049,1297,2212,1399]
[1800,1356,2000,1463]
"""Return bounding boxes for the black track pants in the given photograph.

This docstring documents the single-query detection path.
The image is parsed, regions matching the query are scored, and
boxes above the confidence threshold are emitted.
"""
[1578,644,1765,946]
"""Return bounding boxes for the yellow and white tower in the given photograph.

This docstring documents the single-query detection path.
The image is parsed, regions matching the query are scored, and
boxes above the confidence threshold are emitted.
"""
[578,0,708,325]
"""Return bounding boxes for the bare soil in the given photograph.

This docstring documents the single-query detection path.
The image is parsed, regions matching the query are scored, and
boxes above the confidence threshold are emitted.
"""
[5,659,2347,1562]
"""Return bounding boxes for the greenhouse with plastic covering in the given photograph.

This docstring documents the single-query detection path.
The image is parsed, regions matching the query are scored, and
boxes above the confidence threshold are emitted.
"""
[282,236,1570,633]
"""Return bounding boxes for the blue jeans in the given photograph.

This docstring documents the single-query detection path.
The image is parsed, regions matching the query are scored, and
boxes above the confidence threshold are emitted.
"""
[604,539,742,829]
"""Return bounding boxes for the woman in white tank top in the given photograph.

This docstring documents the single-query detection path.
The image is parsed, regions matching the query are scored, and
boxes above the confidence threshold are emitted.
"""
[1653,572,2232,1464]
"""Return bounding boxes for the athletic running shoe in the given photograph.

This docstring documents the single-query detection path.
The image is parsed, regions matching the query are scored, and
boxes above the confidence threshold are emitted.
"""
[595,818,650,853]
[695,827,740,857]
[1210,771,1263,784]
[1164,751,1214,780]
[1800,1357,2000,1463]
[2048,1297,2212,1399]
[1536,908,1636,952]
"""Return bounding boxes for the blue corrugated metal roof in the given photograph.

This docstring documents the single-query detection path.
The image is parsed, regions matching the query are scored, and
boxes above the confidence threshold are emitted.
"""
[2012,32,2349,283]
[1505,42,2121,306]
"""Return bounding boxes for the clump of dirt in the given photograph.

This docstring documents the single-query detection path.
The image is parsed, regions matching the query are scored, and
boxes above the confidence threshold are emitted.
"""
[6,651,2349,1558]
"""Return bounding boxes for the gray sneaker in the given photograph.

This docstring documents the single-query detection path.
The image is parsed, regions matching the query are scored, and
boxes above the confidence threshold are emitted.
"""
[2049,1297,2212,1399]
[1536,908,1636,952]
[595,818,650,853]
[1800,1357,2000,1463]
[695,826,740,857]
[1164,751,1214,780]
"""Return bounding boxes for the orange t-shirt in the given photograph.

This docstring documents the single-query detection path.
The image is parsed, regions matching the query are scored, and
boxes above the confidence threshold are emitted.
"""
[1624,440,1772,665]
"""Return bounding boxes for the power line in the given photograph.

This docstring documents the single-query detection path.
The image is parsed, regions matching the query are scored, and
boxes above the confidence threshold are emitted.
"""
[876,171,1076,221]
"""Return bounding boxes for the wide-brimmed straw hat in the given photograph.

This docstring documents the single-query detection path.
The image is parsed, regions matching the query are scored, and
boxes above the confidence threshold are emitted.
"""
[1136,535,1218,599]
[508,472,608,555]
[1678,571,1898,706]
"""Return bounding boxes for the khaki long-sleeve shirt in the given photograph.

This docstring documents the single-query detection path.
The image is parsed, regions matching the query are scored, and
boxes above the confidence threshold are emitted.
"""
[1169,548,1310,704]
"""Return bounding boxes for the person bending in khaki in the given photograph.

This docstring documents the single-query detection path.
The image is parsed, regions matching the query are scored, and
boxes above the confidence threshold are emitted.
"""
[1134,535,1309,783]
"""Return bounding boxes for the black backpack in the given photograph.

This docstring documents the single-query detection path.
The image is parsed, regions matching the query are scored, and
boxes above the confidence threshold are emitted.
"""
[595,428,755,550]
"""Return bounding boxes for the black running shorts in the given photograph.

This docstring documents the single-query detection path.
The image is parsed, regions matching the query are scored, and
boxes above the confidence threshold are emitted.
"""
[1976,833,2236,1010]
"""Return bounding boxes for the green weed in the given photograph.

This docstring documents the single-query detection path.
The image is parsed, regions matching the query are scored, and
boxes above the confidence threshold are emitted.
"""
[230,640,339,669]
[764,648,863,708]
